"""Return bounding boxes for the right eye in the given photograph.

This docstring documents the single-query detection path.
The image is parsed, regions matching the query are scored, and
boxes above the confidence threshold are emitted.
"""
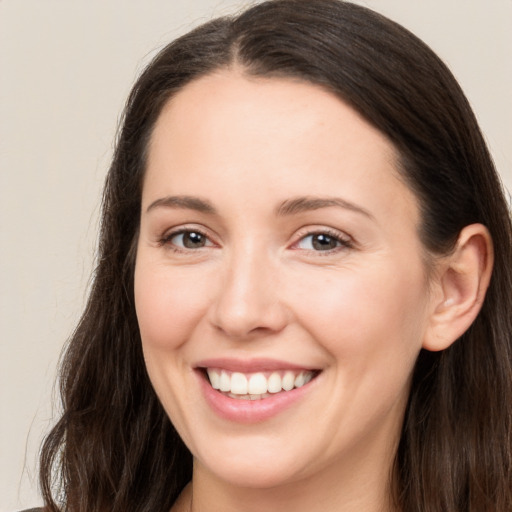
[162,229,214,250]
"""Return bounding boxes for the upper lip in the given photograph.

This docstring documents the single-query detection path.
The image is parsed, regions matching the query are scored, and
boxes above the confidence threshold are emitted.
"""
[195,357,320,373]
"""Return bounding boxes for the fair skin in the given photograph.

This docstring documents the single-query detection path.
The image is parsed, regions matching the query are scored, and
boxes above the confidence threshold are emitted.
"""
[134,71,492,512]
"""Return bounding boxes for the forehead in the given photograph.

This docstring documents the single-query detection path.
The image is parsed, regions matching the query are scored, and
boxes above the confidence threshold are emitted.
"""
[144,70,419,229]
[149,71,395,167]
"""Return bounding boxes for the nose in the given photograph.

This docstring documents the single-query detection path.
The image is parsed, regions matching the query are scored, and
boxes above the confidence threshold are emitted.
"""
[208,246,289,339]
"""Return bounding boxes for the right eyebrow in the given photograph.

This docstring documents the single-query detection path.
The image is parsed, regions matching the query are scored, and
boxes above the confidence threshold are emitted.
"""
[145,195,217,214]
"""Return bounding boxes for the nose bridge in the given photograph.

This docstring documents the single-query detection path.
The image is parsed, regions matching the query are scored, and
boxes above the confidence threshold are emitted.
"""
[210,239,286,338]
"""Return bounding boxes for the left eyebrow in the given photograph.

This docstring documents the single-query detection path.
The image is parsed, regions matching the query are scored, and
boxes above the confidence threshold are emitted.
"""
[276,196,374,220]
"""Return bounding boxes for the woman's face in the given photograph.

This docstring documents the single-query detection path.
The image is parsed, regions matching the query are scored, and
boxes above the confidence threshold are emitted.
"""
[135,72,436,489]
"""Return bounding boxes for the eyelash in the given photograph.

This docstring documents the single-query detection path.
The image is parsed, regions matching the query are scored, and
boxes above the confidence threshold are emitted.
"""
[291,228,354,254]
[158,227,354,255]
[158,227,213,253]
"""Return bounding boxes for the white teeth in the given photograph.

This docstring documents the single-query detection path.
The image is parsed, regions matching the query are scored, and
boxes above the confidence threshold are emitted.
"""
[231,372,248,394]
[219,371,231,392]
[282,371,295,391]
[248,373,267,394]
[206,368,316,398]
[267,372,282,393]
[207,369,220,390]
[294,372,305,387]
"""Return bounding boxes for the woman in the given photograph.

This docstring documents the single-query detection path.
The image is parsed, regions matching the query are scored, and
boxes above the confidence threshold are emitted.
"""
[35,0,512,511]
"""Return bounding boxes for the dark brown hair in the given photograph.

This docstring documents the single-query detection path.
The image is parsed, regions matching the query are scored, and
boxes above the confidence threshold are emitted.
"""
[40,1,512,510]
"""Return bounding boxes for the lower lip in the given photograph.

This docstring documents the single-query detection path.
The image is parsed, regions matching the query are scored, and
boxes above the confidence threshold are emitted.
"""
[197,371,316,424]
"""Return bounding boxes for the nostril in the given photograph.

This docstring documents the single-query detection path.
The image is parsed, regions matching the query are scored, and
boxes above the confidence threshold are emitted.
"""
[209,301,289,339]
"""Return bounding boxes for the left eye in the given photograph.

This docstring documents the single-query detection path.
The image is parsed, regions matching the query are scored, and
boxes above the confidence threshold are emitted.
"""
[295,233,348,251]
[168,230,212,249]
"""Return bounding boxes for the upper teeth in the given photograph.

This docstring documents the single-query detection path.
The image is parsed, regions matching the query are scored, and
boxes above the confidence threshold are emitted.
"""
[206,368,314,396]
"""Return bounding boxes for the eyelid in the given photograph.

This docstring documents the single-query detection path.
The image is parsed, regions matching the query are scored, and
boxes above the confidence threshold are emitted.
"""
[289,226,354,252]
[158,224,218,250]
[156,224,354,253]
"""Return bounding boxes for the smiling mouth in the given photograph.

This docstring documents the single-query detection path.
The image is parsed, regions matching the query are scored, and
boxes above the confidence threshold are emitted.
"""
[203,368,319,400]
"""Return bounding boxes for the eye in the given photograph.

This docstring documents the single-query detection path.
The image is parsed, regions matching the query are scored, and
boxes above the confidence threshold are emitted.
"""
[163,229,214,250]
[295,231,352,252]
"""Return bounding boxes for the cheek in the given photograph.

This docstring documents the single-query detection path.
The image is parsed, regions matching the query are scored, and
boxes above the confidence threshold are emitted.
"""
[288,261,429,361]
[134,261,211,351]
[134,259,209,443]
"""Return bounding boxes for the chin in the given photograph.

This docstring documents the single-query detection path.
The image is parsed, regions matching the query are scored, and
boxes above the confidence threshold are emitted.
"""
[201,457,306,489]
[191,435,312,489]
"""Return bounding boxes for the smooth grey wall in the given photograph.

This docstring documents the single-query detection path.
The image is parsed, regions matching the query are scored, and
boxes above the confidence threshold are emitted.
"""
[1,1,510,510]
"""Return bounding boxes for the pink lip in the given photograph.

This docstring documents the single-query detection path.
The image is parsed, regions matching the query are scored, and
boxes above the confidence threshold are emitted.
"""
[195,357,317,373]
[195,360,319,424]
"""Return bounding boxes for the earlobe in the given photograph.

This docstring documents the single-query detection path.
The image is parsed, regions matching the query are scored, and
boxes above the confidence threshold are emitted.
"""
[422,224,494,352]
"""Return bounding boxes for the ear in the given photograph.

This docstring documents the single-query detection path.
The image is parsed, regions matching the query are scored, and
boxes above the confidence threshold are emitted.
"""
[422,224,494,352]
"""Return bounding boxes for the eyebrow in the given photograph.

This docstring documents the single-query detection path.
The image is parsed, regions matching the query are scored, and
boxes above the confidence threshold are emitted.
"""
[146,195,217,214]
[145,194,373,220]
[276,196,374,219]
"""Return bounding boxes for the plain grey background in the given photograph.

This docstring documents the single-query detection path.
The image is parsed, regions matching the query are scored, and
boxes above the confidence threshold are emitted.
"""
[1,1,511,510]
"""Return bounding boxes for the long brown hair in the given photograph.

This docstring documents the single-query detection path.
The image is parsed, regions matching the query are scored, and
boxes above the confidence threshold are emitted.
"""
[40,1,512,510]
